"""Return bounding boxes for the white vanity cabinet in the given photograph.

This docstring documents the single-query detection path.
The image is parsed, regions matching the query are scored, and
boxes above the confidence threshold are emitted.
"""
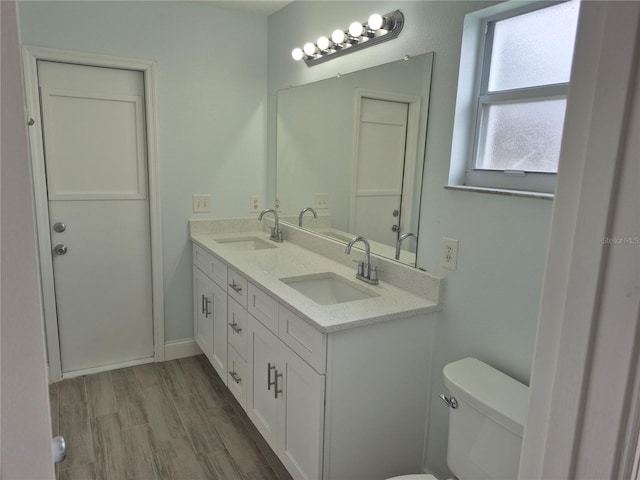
[192,240,435,480]
[248,313,325,480]
[193,267,214,361]
[192,245,228,383]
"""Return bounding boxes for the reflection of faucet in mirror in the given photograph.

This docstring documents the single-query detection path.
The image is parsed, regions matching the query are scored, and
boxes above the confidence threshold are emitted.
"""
[298,207,318,227]
[258,208,283,243]
[345,236,378,285]
[396,233,417,260]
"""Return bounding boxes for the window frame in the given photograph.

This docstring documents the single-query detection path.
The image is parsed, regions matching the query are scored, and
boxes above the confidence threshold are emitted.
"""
[451,1,578,194]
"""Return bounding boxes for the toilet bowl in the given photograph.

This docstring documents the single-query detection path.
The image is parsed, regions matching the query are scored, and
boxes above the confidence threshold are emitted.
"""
[385,358,529,480]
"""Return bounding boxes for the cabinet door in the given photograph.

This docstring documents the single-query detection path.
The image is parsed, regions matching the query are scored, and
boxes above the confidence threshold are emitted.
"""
[247,315,281,450]
[193,267,214,361]
[279,346,325,480]
[210,280,228,384]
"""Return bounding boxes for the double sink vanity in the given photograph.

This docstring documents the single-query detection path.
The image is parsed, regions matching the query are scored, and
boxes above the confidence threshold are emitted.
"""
[190,217,442,480]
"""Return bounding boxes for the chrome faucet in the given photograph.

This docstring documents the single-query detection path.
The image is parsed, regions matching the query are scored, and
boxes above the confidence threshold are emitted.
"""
[258,208,283,243]
[345,236,378,285]
[298,207,318,227]
[395,232,417,260]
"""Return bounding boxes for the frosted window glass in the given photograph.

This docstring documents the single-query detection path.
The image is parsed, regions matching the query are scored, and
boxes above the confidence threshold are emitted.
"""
[488,0,580,92]
[477,99,566,172]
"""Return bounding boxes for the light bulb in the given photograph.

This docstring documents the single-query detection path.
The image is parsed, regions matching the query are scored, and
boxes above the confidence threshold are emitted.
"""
[368,13,384,30]
[303,42,318,56]
[349,21,364,37]
[331,29,346,44]
[317,36,333,51]
[291,48,305,61]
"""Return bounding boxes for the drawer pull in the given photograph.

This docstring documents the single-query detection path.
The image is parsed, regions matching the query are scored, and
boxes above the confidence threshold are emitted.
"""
[201,294,206,314]
[229,282,243,294]
[229,371,242,384]
[229,321,242,334]
[267,362,276,390]
[205,297,212,318]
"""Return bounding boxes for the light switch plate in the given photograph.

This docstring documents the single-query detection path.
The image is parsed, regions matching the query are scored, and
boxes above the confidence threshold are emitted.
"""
[193,195,211,213]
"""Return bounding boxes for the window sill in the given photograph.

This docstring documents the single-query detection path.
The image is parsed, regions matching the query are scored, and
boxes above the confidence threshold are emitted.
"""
[444,184,554,200]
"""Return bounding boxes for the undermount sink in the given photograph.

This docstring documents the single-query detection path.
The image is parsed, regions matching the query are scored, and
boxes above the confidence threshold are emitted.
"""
[214,236,277,251]
[280,272,379,306]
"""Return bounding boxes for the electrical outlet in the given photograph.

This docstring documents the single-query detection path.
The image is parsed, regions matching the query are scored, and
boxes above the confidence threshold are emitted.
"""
[193,194,211,213]
[315,193,330,209]
[250,196,261,213]
[275,196,281,211]
[441,237,459,271]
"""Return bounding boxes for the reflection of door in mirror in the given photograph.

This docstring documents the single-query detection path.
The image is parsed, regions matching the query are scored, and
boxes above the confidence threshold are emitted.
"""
[351,98,409,247]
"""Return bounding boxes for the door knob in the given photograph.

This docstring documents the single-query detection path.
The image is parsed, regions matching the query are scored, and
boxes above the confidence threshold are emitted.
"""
[54,244,68,255]
[53,222,66,233]
[52,436,66,463]
[391,225,400,232]
[392,209,399,217]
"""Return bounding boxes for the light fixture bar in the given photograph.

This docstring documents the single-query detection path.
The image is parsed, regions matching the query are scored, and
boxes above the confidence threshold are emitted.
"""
[293,10,405,68]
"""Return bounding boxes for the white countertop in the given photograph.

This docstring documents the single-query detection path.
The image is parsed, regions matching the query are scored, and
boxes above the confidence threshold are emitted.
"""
[191,231,440,334]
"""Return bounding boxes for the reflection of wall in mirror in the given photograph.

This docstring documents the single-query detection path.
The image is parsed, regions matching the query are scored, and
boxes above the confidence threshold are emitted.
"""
[276,53,433,249]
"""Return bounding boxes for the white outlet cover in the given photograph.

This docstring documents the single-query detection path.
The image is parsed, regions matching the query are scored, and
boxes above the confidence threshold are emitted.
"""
[250,195,261,213]
[315,193,330,209]
[441,237,459,271]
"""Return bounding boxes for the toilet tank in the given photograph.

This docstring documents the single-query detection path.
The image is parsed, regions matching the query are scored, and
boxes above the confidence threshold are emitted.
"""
[443,358,529,480]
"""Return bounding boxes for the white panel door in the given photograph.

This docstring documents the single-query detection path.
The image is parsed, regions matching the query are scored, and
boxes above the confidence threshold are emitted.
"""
[352,98,409,246]
[38,61,154,374]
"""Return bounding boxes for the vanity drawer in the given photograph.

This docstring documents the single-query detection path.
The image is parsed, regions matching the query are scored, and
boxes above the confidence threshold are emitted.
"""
[227,268,248,308]
[193,244,227,289]
[248,283,278,334]
[228,297,248,360]
[227,346,247,410]
[279,306,327,374]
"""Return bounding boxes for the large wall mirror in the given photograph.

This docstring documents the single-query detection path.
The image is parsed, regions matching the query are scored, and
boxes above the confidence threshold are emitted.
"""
[276,53,433,267]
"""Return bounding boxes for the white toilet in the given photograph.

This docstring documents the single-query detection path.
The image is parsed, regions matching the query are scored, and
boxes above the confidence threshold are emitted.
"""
[388,357,529,480]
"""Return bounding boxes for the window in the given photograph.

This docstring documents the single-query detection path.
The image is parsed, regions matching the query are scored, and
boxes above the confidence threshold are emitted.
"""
[450,0,580,193]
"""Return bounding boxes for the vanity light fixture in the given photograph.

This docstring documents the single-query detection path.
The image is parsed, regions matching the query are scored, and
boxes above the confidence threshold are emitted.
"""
[290,10,405,67]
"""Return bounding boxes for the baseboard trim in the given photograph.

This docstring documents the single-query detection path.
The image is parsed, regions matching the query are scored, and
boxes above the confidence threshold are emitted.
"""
[48,340,201,383]
[164,338,202,361]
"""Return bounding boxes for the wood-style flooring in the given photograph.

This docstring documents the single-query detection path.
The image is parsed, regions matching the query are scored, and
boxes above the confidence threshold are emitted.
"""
[50,355,293,480]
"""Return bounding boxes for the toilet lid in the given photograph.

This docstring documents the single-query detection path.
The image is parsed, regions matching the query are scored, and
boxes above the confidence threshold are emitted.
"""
[386,475,437,480]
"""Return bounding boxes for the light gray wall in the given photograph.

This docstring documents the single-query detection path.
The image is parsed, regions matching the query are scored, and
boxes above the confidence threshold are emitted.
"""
[1,1,55,476]
[268,2,552,477]
[17,1,268,341]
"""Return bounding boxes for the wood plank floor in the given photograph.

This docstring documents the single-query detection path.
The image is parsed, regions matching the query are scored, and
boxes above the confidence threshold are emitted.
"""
[50,355,294,480]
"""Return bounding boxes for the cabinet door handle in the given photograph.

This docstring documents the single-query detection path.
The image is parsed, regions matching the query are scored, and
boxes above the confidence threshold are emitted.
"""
[274,370,283,399]
[229,321,242,334]
[205,297,212,318]
[229,282,243,294]
[229,371,242,384]
[267,362,276,390]
[201,294,206,314]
